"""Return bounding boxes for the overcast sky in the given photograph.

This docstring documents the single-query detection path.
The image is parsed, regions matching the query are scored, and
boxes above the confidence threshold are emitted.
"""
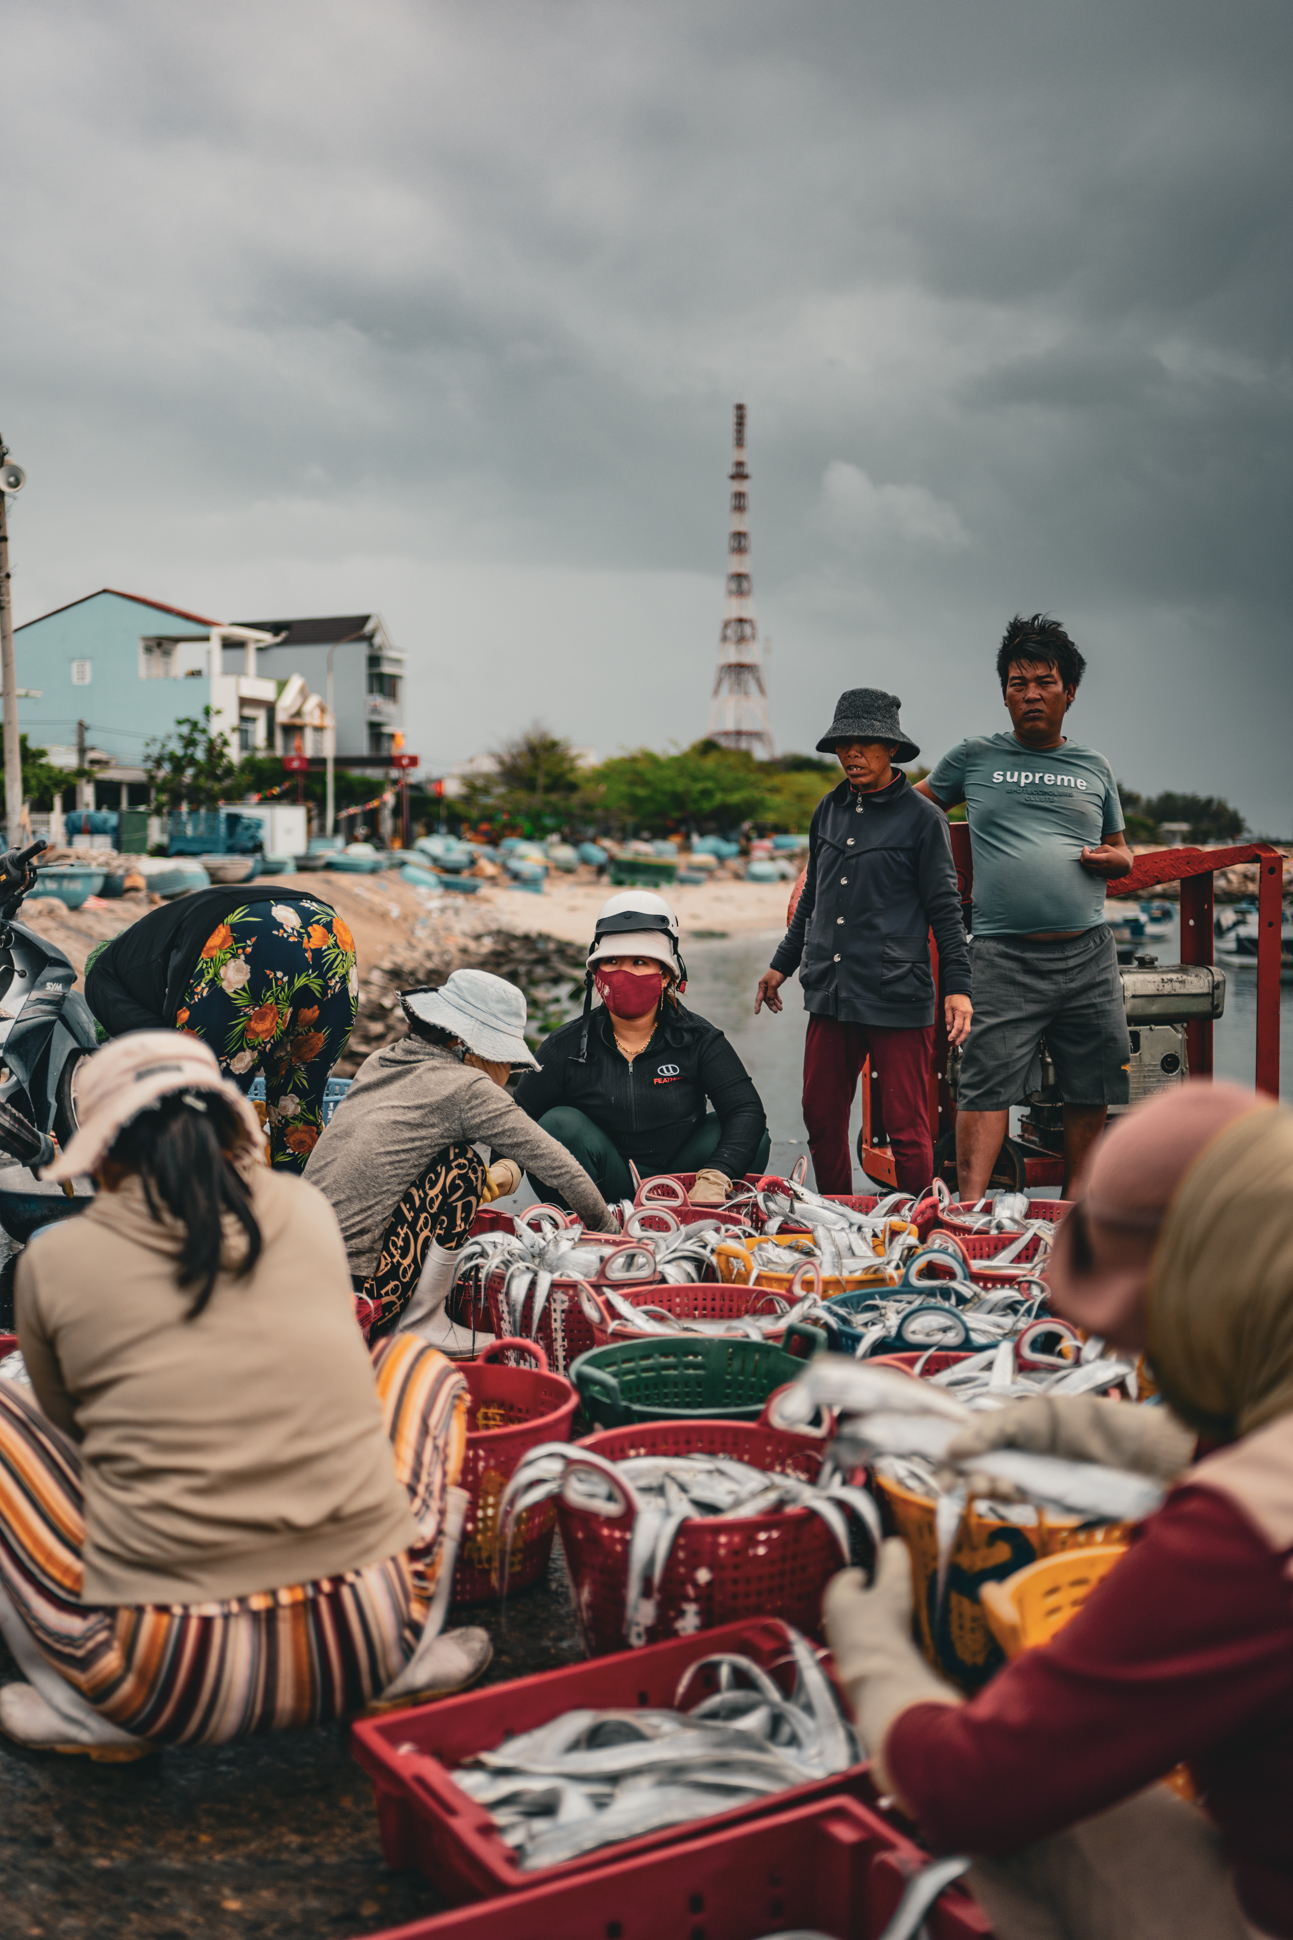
[4,0,1290,831]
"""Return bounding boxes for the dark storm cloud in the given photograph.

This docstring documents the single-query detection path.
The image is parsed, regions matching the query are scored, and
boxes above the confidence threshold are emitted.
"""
[2,0,1290,827]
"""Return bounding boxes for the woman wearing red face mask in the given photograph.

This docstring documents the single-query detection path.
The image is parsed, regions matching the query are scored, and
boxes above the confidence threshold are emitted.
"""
[513,893,770,1209]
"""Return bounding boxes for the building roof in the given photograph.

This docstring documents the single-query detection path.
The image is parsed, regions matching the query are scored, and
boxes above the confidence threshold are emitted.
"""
[15,587,220,631]
[235,614,376,647]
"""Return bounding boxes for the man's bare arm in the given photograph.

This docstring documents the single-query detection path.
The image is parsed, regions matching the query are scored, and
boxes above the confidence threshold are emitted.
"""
[1079,829,1134,879]
[913,778,957,811]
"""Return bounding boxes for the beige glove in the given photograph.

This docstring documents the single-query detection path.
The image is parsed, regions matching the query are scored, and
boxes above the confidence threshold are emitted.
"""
[481,1159,523,1204]
[945,1394,1196,1486]
[689,1166,732,1208]
[822,1539,960,1789]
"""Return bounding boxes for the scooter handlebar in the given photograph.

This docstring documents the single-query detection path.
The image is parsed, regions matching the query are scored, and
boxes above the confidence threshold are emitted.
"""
[0,839,47,902]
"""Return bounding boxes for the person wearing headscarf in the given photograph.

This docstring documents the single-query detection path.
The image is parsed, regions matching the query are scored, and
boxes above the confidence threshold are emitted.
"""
[513,891,770,1210]
[305,967,616,1350]
[822,1079,1293,1940]
[0,1034,489,1760]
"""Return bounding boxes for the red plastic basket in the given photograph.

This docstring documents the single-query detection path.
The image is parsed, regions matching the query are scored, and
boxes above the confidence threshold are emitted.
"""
[582,1279,799,1349]
[361,1793,991,1939]
[351,1617,873,1903]
[937,1198,1070,1237]
[0,1333,17,1358]
[452,1341,578,1605]
[558,1419,849,1654]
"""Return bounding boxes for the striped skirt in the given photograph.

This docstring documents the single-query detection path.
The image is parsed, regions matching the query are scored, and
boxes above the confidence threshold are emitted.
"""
[0,1334,466,1745]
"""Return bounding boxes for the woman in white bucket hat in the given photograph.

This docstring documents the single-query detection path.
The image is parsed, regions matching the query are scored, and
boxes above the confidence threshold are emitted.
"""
[513,892,770,1208]
[305,967,615,1350]
[0,1032,491,1759]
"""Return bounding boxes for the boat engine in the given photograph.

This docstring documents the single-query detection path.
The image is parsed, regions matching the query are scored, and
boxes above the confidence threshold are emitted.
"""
[1015,955,1227,1158]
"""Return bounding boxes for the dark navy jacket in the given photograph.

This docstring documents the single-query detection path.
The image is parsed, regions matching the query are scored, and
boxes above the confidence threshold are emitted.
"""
[770,772,971,1028]
[513,1002,767,1181]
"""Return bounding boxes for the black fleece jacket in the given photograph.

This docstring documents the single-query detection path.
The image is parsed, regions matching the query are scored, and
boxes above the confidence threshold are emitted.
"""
[770,772,972,1028]
[85,885,310,1037]
[513,1001,767,1181]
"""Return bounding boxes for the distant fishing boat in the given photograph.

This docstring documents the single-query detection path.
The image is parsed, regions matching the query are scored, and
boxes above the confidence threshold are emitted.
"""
[1216,898,1293,981]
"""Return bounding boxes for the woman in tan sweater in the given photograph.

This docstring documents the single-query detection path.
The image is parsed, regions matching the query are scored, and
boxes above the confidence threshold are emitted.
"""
[0,1032,487,1758]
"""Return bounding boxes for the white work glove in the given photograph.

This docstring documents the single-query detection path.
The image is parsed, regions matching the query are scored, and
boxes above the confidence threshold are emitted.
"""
[481,1159,522,1204]
[689,1166,732,1208]
[822,1539,960,1787]
[944,1394,1196,1487]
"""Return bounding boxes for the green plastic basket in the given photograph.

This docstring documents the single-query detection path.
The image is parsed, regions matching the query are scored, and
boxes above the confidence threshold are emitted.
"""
[569,1324,826,1429]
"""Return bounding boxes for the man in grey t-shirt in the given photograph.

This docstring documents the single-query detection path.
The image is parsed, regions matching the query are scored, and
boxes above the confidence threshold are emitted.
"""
[916,614,1133,1199]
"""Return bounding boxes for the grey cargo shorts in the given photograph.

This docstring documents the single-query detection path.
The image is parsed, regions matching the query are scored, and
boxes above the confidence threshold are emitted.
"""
[957,922,1131,1112]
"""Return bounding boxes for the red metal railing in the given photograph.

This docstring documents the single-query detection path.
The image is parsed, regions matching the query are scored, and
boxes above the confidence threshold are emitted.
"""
[847,830,1285,1189]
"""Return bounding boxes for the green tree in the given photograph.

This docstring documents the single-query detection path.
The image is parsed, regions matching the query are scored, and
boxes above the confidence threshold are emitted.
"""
[2,734,77,811]
[146,709,253,813]
[590,740,773,833]
[458,726,586,834]
[1118,785,1247,845]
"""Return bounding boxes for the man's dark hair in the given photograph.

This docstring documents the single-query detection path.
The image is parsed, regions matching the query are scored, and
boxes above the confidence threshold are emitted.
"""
[997,614,1086,695]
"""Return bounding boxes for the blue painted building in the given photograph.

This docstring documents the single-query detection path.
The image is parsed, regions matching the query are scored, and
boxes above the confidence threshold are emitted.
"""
[13,588,225,775]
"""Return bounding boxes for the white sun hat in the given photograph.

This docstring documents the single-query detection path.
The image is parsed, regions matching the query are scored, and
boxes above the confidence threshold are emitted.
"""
[399,968,540,1068]
[586,890,684,982]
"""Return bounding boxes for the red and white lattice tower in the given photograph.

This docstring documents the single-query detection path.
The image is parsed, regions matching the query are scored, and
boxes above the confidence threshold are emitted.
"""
[707,402,774,756]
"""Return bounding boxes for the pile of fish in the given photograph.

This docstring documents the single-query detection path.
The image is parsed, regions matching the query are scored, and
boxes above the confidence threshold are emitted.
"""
[773,1357,1163,1601]
[497,1444,880,1644]
[450,1630,859,1870]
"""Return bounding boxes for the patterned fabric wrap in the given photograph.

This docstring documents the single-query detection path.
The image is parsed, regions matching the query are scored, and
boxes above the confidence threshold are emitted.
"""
[177,898,358,1172]
[365,1140,486,1337]
[0,1335,467,1745]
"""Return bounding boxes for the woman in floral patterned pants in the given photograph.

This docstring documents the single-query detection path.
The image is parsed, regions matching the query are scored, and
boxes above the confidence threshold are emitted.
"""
[177,898,358,1171]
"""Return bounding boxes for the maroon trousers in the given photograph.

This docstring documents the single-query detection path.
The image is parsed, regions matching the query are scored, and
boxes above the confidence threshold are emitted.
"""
[802,1013,935,1195]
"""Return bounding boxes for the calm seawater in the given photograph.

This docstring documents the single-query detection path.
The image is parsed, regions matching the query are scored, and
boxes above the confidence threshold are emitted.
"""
[684,917,1292,1191]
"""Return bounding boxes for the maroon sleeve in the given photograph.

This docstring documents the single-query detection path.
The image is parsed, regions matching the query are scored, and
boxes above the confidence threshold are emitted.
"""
[884,1486,1293,1855]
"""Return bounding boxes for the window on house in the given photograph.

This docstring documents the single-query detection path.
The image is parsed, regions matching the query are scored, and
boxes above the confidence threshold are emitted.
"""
[367,664,401,702]
[239,715,258,754]
[368,726,394,757]
[140,640,175,679]
[70,659,92,686]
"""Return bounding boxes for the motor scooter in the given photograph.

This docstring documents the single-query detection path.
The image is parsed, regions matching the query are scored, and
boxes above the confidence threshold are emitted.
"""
[0,840,100,1242]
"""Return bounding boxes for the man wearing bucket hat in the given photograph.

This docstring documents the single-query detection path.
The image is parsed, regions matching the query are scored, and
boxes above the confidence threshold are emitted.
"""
[755,689,972,1193]
[513,891,770,1207]
[306,967,616,1350]
[0,1032,492,1757]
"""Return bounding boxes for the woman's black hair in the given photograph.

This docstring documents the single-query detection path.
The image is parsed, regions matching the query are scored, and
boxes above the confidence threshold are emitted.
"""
[107,1090,262,1320]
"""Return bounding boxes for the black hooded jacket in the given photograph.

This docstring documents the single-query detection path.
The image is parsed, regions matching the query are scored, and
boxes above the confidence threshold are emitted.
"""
[513,1001,767,1181]
[770,771,971,1028]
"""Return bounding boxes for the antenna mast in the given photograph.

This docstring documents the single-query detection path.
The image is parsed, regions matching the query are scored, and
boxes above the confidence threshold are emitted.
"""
[707,403,774,757]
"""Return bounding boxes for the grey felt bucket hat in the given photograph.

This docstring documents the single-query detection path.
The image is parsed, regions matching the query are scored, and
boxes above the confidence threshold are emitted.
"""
[400,968,540,1068]
[815,687,919,764]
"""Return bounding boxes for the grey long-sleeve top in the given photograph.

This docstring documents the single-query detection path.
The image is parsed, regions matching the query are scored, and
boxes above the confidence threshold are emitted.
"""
[304,1037,616,1277]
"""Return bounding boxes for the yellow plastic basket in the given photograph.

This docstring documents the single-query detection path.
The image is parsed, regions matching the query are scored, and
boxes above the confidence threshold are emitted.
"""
[979,1545,1127,1660]
[715,1234,901,1299]
[875,1473,1132,1694]
[979,1542,1196,1802]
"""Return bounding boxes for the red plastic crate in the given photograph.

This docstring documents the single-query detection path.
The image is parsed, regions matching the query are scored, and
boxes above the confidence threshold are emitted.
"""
[351,1618,873,1903]
[363,1793,992,1939]
[0,1334,17,1357]
[558,1420,844,1653]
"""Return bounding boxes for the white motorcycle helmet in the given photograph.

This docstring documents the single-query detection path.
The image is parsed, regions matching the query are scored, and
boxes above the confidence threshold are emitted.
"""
[586,890,685,985]
[574,890,688,1062]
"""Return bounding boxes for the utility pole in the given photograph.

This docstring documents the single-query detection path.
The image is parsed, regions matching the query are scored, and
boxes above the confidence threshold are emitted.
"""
[0,434,27,846]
